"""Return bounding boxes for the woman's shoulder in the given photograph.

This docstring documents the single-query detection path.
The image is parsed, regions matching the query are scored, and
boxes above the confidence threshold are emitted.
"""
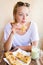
[31,21,38,28]
[30,21,38,33]
[4,23,12,31]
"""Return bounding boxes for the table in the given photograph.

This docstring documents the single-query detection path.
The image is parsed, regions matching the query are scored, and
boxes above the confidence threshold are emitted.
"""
[0,50,43,65]
[0,58,43,65]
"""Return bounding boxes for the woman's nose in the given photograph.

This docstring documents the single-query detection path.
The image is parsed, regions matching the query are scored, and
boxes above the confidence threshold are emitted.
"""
[23,15,26,20]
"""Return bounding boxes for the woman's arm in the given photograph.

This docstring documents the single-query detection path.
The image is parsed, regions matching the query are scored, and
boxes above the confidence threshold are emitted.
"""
[17,41,38,51]
[32,41,38,47]
[4,32,15,51]
[11,41,38,52]
[17,45,32,52]
[4,23,17,51]
[11,45,31,52]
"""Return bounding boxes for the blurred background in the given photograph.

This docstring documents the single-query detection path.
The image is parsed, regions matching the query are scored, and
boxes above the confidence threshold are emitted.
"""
[0,0,43,50]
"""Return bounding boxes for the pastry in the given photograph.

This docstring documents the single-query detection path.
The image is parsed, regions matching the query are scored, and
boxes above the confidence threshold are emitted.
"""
[16,52,31,63]
[5,52,22,65]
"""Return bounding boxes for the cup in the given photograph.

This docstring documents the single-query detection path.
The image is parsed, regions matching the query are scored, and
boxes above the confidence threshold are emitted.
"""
[31,47,40,59]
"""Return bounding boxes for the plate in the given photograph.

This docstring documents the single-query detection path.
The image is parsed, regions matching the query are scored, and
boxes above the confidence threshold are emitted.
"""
[3,48,31,65]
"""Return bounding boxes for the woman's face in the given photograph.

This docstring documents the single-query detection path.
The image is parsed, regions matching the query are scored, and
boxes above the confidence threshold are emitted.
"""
[14,6,30,24]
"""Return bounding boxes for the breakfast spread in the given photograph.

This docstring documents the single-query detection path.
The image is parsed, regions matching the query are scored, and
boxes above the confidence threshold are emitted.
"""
[5,52,22,65]
[4,49,31,65]
[16,52,31,63]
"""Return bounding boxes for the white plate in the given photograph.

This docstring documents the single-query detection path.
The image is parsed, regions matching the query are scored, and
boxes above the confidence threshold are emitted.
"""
[3,48,31,65]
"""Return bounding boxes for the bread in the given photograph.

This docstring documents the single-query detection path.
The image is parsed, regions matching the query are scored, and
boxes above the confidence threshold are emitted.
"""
[16,52,31,63]
[21,25,27,32]
[5,52,22,65]
[5,51,31,64]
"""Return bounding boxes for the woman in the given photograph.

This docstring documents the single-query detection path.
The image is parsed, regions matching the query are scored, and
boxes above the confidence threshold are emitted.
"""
[3,1,39,52]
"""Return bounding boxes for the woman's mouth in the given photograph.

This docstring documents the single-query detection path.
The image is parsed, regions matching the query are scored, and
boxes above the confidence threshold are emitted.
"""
[22,21,26,23]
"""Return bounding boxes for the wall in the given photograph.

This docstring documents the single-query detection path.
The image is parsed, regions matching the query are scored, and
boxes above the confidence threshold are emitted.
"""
[0,0,43,48]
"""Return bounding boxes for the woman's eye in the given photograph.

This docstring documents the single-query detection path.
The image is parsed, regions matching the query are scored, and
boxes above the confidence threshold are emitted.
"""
[19,14,23,16]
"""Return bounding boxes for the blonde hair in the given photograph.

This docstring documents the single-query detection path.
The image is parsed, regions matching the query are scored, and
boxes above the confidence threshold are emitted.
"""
[13,1,30,15]
[13,1,30,24]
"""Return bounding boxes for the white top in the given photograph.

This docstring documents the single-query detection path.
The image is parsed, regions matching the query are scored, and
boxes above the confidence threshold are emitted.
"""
[4,21,39,47]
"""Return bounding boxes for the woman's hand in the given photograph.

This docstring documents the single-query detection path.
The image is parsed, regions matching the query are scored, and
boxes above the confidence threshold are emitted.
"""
[11,23,21,34]
[11,47,18,52]
[11,22,27,35]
